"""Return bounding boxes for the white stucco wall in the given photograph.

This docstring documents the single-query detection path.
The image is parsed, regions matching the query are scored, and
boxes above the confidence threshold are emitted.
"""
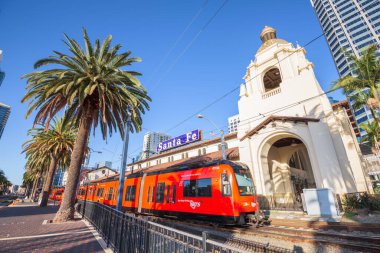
[237,29,368,196]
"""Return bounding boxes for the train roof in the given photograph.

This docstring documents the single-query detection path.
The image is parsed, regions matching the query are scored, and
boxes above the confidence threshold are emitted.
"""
[83,147,240,185]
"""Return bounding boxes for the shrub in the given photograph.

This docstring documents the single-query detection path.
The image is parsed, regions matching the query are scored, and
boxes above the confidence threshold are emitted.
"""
[342,192,380,212]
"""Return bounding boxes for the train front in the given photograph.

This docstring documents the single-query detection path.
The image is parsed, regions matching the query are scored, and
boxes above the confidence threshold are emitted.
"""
[231,163,259,225]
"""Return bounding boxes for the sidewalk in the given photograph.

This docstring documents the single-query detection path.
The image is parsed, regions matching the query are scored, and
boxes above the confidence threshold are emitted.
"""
[0,201,107,253]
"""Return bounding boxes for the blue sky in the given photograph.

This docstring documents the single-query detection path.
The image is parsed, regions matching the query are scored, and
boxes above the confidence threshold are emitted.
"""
[0,0,344,185]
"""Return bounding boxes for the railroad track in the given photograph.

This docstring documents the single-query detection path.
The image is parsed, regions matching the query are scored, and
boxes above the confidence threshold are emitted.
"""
[142,215,380,253]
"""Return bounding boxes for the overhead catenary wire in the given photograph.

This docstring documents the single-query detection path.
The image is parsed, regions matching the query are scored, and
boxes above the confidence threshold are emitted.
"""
[150,0,210,77]
[150,0,230,92]
[127,1,374,158]
[161,0,380,134]
[163,33,326,134]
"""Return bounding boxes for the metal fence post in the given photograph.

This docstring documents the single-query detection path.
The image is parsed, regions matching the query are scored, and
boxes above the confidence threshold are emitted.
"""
[202,231,207,253]
[144,222,150,253]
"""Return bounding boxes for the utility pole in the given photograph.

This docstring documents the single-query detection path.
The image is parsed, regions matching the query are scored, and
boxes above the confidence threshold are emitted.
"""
[116,106,132,211]
[197,114,227,160]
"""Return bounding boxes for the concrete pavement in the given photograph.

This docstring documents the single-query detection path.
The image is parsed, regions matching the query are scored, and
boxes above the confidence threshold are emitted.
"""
[0,201,106,253]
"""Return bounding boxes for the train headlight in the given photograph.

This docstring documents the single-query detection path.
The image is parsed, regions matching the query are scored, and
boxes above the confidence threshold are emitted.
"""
[251,202,256,207]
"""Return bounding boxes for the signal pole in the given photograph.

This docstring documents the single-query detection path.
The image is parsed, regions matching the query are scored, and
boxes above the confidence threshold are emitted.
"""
[116,106,132,211]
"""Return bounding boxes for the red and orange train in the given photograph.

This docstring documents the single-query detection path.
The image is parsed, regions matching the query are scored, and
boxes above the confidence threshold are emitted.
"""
[50,160,259,225]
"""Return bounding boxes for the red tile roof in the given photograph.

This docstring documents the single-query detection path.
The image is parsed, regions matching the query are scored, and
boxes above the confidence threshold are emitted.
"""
[240,115,319,141]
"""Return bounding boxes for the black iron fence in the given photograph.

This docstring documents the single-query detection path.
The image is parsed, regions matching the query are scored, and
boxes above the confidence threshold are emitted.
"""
[77,200,293,253]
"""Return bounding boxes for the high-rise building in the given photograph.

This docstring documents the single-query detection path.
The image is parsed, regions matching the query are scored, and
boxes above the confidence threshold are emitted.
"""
[142,132,171,159]
[228,114,240,134]
[310,0,380,138]
[0,103,10,139]
[95,161,112,168]
[53,169,65,186]
[0,51,4,87]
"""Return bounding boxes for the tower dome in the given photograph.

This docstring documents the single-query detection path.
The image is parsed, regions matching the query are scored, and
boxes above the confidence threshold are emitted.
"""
[257,26,289,53]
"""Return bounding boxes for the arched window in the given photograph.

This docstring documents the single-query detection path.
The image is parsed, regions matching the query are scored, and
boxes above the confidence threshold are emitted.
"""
[218,143,228,151]
[263,68,281,92]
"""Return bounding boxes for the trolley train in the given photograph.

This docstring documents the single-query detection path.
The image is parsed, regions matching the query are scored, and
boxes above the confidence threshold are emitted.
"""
[51,160,259,225]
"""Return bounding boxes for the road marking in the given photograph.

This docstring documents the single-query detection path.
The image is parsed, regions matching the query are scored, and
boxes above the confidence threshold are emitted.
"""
[0,230,91,241]
[42,220,48,225]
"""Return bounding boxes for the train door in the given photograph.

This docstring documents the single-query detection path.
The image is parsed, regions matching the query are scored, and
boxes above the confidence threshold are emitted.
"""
[143,175,157,214]
[137,173,147,213]
[96,185,105,203]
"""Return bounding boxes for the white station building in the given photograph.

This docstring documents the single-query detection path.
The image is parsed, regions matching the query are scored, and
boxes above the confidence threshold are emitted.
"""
[128,27,371,208]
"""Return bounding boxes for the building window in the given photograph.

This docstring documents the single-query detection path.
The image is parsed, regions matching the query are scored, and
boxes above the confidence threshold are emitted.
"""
[183,178,212,197]
[218,143,228,151]
[263,68,282,92]
[202,148,206,155]
[198,149,201,156]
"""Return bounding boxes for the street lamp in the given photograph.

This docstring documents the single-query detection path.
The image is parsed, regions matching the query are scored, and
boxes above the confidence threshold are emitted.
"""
[197,114,227,160]
[84,148,103,169]
[116,105,132,211]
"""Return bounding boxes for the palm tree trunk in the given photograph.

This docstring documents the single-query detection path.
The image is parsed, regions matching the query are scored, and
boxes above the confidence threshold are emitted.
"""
[39,156,58,207]
[30,175,39,201]
[53,108,92,222]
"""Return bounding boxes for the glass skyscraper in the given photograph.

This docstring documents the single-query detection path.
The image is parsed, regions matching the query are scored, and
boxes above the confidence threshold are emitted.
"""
[311,0,380,138]
[0,103,10,139]
[0,50,4,87]
[0,50,10,139]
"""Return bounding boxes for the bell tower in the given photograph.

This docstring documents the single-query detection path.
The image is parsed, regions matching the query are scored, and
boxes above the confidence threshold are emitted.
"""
[238,26,331,138]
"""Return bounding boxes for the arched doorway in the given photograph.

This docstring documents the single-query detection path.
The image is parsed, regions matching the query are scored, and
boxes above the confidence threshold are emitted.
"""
[260,135,316,209]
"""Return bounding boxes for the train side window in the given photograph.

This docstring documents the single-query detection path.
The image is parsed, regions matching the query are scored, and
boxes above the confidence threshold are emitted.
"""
[107,187,114,200]
[166,185,170,203]
[97,188,103,197]
[151,187,155,202]
[130,186,136,201]
[147,186,151,202]
[183,178,212,197]
[125,186,136,201]
[221,173,232,196]
[156,183,165,203]
[172,185,176,203]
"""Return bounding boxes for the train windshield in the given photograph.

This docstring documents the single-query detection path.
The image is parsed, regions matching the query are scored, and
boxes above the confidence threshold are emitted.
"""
[233,166,255,196]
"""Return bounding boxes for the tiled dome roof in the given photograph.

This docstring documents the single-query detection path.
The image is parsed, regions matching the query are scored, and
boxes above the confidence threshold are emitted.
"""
[257,26,289,53]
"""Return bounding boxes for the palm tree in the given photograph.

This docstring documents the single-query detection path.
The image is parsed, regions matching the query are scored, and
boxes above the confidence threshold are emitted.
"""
[360,121,380,153]
[22,28,151,222]
[24,144,51,200]
[332,44,380,122]
[0,169,11,194]
[22,117,76,207]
